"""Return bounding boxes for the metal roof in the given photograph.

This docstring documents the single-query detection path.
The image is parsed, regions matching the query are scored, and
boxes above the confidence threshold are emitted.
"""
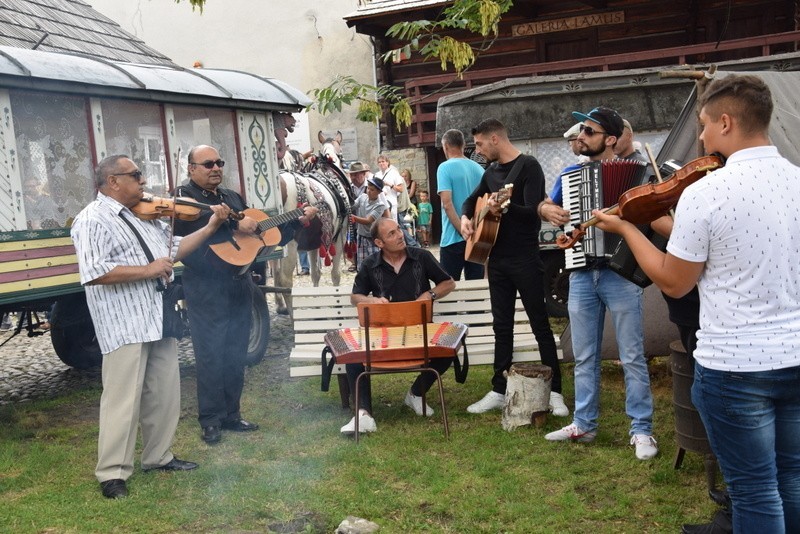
[344,0,449,24]
[0,45,311,111]
[0,0,174,66]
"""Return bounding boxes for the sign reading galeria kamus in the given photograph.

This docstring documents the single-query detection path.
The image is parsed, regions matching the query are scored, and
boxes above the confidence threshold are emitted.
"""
[512,11,624,37]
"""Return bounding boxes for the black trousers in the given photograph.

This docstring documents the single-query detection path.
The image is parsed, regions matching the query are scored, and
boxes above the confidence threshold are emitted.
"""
[487,252,562,394]
[345,358,453,414]
[182,269,254,428]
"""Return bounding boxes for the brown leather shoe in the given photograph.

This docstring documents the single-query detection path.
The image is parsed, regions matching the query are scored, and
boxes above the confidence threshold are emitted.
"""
[100,479,128,499]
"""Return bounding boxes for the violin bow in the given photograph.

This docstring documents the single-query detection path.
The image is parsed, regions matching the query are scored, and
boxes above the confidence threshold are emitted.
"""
[644,143,675,218]
[167,146,182,261]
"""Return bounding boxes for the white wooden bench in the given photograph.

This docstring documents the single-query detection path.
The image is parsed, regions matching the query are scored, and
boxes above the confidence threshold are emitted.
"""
[288,279,562,384]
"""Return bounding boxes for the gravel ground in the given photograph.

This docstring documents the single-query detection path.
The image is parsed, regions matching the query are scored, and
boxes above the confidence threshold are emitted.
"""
[0,259,364,406]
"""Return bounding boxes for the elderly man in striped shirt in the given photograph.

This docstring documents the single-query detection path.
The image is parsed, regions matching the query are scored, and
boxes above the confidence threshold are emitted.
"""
[71,154,231,499]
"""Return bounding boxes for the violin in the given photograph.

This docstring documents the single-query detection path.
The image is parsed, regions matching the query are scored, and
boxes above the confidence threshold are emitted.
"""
[130,196,244,221]
[556,155,723,249]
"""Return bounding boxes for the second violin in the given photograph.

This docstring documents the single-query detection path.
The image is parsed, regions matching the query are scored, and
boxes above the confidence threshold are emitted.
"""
[557,155,723,250]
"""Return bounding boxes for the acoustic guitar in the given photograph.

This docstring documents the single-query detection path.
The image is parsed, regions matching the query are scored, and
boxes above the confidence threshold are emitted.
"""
[208,207,305,270]
[464,184,514,265]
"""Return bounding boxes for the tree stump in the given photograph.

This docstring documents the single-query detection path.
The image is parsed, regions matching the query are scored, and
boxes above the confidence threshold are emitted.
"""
[501,363,552,431]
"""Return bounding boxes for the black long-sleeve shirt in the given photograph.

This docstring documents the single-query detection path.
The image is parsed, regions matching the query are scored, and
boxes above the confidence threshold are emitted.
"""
[461,154,545,258]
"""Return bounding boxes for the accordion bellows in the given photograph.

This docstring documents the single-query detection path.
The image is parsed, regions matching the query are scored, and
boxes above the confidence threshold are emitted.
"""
[561,160,648,269]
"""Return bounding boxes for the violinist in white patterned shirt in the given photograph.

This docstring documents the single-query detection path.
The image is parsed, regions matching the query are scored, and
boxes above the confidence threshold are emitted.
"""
[71,154,230,499]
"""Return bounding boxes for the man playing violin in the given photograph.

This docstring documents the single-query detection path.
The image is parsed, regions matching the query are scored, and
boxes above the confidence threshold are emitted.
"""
[540,107,659,461]
[71,155,232,499]
[174,145,317,445]
[593,75,800,533]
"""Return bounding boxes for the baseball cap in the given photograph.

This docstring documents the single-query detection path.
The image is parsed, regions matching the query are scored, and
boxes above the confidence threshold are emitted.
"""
[563,123,582,140]
[366,177,384,190]
[571,106,624,138]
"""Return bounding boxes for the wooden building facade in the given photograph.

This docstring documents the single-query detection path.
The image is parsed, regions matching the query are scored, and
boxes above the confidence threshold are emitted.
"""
[346,0,799,148]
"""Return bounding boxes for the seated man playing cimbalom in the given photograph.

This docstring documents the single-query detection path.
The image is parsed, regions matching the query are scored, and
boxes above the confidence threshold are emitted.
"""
[343,217,455,435]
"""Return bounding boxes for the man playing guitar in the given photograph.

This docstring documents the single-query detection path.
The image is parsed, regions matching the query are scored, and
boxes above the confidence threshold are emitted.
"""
[174,144,317,445]
[460,119,567,417]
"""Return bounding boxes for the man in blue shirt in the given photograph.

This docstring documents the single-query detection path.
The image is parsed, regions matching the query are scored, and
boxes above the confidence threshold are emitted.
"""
[436,129,485,280]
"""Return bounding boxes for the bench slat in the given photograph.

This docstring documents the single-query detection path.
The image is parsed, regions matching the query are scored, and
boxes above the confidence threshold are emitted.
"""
[288,278,562,377]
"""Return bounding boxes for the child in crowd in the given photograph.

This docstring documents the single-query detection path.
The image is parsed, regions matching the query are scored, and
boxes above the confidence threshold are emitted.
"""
[416,190,432,247]
[350,177,387,265]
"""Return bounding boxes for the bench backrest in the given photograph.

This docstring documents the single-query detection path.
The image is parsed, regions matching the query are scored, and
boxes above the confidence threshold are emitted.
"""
[289,278,560,377]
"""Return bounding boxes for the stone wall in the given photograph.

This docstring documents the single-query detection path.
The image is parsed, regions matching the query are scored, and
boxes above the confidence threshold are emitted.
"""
[379,147,429,193]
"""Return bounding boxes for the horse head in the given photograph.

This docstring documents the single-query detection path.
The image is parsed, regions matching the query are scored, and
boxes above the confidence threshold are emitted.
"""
[317,130,343,169]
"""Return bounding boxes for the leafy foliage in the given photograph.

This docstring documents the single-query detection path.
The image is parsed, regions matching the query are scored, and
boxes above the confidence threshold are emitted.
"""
[309,76,412,131]
[174,0,205,12]
[384,0,511,77]
[311,0,513,129]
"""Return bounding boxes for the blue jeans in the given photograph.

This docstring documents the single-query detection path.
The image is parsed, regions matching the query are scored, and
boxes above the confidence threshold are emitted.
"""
[692,364,800,534]
[439,240,484,281]
[568,268,653,435]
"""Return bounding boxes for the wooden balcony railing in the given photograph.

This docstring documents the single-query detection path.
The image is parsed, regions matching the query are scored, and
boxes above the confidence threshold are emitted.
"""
[402,30,800,146]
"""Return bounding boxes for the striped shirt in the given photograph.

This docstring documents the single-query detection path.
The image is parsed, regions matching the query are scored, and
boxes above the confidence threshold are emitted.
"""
[71,192,181,354]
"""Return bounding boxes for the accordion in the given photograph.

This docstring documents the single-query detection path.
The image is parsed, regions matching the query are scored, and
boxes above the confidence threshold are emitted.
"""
[561,160,648,269]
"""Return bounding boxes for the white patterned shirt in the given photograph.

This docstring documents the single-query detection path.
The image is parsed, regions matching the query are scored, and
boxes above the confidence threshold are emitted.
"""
[667,146,800,372]
[71,192,180,354]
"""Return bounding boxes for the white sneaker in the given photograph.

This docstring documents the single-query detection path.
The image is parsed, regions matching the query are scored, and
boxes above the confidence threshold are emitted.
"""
[340,410,377,435]
[404,390,434,417]
[549,391,570,417]
[466,390,505,414]
[544,423,597,443]
[631,434,658,460]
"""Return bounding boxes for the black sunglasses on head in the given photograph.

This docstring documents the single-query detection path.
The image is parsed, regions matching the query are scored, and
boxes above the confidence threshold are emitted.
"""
[190,159,225,169]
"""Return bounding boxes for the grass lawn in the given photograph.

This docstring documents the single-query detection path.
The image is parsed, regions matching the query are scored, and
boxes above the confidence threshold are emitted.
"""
[1,346,721,533]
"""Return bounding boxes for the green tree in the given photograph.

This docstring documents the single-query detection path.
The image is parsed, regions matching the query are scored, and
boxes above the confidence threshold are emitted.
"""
[178,0,512,130]
[310,0,513,130]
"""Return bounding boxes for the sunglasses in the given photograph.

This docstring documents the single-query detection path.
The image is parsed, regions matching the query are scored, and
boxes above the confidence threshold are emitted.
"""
[113,170,143,180]
[579,124,607,137]
[190,159,225,169]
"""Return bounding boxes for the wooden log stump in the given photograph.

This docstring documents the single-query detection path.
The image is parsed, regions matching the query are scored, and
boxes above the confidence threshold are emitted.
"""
[501,363,552,431]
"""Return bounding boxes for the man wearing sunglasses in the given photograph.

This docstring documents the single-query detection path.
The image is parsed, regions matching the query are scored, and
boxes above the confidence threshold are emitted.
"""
[541,107,658,461]
[174,145,317,445]
[72,155,232,498]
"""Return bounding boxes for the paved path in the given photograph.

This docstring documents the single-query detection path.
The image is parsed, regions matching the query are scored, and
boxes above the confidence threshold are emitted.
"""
[0,258,367,405]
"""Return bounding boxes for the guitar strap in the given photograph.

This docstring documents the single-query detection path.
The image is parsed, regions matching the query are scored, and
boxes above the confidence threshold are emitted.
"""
[501,154,527,188]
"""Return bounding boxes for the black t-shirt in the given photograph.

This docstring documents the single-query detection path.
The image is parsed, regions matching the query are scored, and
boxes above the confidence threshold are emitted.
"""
[662,287,700,328]
[461,154,545,258]
[173,181,249,277]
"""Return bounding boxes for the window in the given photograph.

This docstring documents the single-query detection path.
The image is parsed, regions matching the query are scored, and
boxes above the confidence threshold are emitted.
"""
[11,91,93,229]
[172,106,240,193]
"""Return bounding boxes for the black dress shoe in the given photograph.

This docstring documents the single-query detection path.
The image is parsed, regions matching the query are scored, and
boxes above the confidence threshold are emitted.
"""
[202,425,221,444]
[221,418,260,432]
[681,509,733,534]
[143,457,199,472]
[100,478,128,499]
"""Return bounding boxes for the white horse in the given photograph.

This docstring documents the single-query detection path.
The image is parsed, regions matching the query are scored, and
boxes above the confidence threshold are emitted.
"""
[272,151,353,315]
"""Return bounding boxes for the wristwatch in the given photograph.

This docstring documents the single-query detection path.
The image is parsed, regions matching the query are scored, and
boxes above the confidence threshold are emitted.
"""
[428,290,437,301]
